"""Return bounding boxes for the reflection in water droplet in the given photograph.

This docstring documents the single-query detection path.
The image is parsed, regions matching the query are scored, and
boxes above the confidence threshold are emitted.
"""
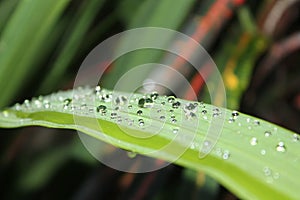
[94,85,101,94]
[250,137,258,146]
[96,105,107,114]
[159,116,165,120]
[167,96,175,103]
[261,149,266,155]
[150,92,159,100]
[276,142,286,152]
[171,118,177,123]
[232,110,239,119]
[127,151,137,158]
[264,131,272,137]
[254,120,260,126]
[138,98,153,108]
[172,101,181,109]
[137,110,143,115]
[138,119,144,126]
[201,110,207,114]
[63,98,72,109]
[128,105,132,109]
[222,150,230,160]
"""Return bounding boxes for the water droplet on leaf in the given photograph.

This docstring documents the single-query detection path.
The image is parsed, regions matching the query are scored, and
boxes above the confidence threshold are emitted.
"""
[292,134,299,142]
[172,101,181,109]
[264,131,272,137]
[150,92,159,100]
[96,105,107,114]
[115,95,127,105]
[276,142,286,152]
[137,110,143,115]
[127,151,137,158]
[138,98,153,108]
[167,96,175,103]
[138,119,144,126]
[250,137,258,146]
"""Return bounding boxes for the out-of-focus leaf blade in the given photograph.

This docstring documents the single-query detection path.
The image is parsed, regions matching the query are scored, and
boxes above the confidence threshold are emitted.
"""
[0,0,70,107]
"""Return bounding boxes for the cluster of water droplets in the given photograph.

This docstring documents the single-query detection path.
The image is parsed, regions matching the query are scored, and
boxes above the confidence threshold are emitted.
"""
[1,86,299,172]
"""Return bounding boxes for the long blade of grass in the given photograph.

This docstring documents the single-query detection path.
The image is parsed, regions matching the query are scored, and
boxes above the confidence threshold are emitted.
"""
[0,86,299,199]
[38,0,105,94]
[0,0,70,107]
[102,0,196,87]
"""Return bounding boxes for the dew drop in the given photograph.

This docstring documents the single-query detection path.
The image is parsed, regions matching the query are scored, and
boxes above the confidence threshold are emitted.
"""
[138,119,144,126]
[172,128,179,134]
[150,92,159,100]
[264,131,272,137]
[167,96,175,103]
[254,120,260,126]
[96,105,107,114]
[136,110,143,115]
[232,110,239,119]
[63,98,72,109]
[111,112,117,117]
[138,98,153,108]
[184,103,197,112]
[43,101,51,109]
[261,149,266,155]
[276,142,286,152]
[292,133,299,142]
[250,137,258,146]
[228,117,235,123]
[273,172,280,179]
[201,109,207,114]
[24,99,30,108]
[127,151,137,158]
[128,105,132,109]
[94,85,101,94]
[115,95,127,105]
[171,118,177,123]
[212,108,221,117]
[172,101,181,109]
[2,110,9,117]
[263,167,272,176]
[160,116,166,120]
[185,112,197,119]
[222,150,230,160]
[102,94,112,102]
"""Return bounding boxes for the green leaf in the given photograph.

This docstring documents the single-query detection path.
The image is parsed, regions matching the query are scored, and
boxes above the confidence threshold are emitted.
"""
[103,0,196,87]
[0,0,70,107]
[0,86,299,199]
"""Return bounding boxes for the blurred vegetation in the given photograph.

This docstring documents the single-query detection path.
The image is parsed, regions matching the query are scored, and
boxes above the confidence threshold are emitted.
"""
[0,0,299,199]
